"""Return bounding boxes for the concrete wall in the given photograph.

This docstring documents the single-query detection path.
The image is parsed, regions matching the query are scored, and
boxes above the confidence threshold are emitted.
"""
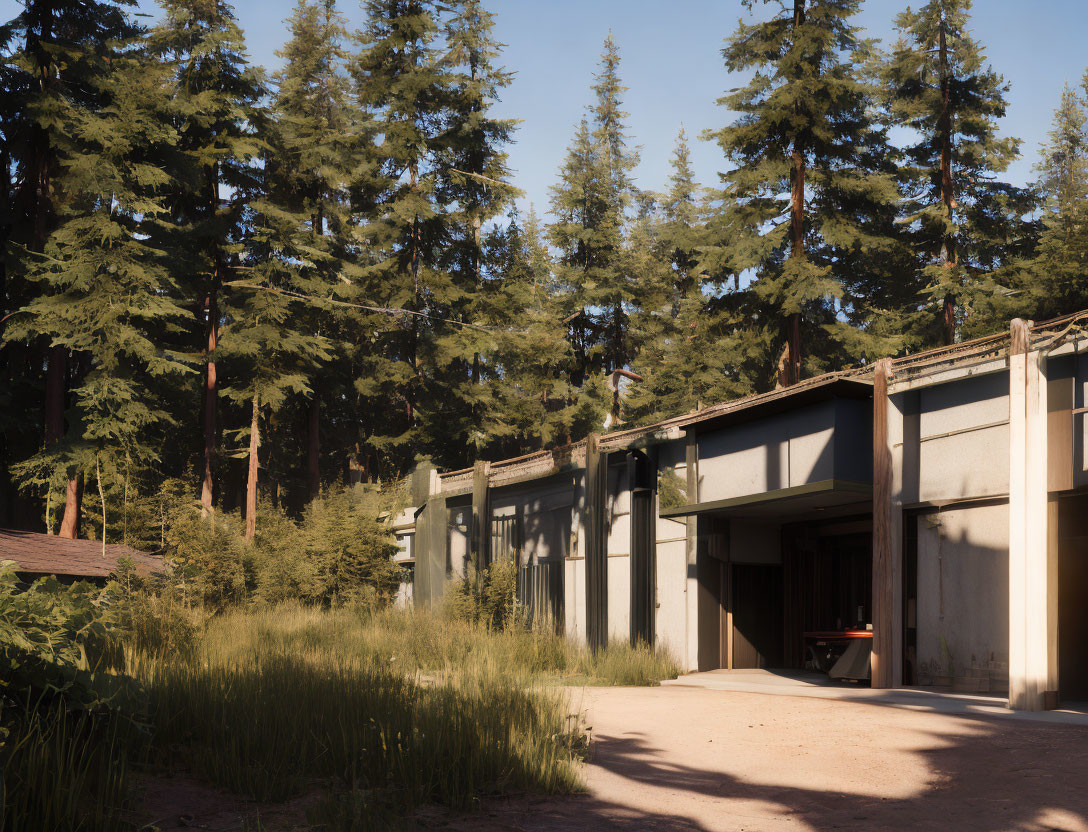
[607,461,631,641]
[910,373,1010,503]
[608,554,631,641]
[915,503,1009,691]
[491,476,574,564]
[697,399,870,504]
[567,472,587,644]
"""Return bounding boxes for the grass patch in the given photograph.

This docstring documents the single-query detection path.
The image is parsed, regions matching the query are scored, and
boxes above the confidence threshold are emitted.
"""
[197,603,681,687]
[3,599,678,830]
[135,651,585,808]
[0,702,134,832]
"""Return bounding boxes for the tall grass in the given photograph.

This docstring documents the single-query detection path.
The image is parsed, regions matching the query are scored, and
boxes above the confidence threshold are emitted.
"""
[197,603,681,687]
[0,703,133,832]
[134,649,585,809]
[2,603,678,830]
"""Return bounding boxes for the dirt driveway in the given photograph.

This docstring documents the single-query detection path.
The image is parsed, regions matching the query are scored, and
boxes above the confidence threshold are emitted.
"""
[487,683,1088,832]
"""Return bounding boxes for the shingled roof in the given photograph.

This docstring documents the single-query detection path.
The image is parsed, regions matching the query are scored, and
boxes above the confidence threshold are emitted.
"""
[0,529,164,579]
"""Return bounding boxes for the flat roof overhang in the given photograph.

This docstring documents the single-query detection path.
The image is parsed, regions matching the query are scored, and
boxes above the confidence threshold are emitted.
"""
[678,377,873,434]
[659,479,873,521]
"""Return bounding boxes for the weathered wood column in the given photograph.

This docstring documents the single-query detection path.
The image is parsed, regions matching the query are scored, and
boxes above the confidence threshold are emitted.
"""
[1008,319,1053,711]
[585,434,609,651]
[684,429,700,672]
[871,358,903,689]
[412,464,447,607]
[470,460,491,575]
[628,449,656,647]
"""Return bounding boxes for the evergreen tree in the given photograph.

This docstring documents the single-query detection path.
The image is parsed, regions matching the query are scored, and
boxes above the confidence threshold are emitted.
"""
[549,34,639,388]
[266,0,358,502]
[706,0,901,387]
[150,0,265,517]
[7,42,191,542]
[424,0,517,464]
[482,208,608,453]
[880,0,1036,344]
[1027,77,1088,319]
[0,0,148,535]
[349,0,449,474]
[626,131,756,424]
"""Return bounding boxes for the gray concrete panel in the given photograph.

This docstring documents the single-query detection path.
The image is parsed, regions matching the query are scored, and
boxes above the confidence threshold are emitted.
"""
[915,504,1009,692]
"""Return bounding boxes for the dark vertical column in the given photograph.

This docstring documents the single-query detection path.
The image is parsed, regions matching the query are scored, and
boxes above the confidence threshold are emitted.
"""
[585,434,608,651]
[629,449,656,646]
[411,463,448,607]
[872,357,894,689]
[470,460,491,575]
[685,429,699,670]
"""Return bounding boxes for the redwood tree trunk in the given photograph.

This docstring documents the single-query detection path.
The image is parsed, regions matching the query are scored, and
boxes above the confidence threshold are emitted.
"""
[28,8,83,535]
[201,163,221,518]
[200,285,218,517]
[307,394,320,499]
[57,473,83,539]
[245,394,260,542]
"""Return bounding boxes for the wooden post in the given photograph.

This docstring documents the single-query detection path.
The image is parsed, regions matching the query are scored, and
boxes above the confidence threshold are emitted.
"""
[470,460,491,576]
[872,358,895,689]
[1008,319,1052,711]
[585,434,608,652]
[685,429,700,672]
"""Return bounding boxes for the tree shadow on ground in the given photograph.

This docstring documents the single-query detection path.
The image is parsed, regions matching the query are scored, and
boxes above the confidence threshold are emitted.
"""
[499,701,1088,832]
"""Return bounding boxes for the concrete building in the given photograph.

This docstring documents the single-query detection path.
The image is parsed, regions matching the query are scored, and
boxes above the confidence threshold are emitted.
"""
[408,315,1088,712]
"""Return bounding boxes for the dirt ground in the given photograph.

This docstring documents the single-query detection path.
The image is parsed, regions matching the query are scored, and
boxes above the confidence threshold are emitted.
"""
[139,684,1088,832]
[494,685,1088,832]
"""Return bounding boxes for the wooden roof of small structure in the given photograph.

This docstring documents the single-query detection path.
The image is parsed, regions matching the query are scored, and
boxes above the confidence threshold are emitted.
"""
[0,529,164,579]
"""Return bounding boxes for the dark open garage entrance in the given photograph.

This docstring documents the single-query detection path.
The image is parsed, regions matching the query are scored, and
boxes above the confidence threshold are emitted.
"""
[668,480,874,674]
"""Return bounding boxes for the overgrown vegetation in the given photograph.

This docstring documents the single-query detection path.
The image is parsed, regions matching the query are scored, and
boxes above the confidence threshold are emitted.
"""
[0,552,678,831]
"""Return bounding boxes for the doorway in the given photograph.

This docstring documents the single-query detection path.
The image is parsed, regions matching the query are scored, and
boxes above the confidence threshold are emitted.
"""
[731,564,784,669]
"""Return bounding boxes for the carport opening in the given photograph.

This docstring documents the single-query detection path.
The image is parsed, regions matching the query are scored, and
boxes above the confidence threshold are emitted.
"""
[693,500,874,680]
[729,524,872,676]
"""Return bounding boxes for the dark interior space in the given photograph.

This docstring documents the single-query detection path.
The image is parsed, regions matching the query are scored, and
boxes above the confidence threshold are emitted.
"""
[1058,493,1088,702]
[731,563,783,669]
[783,527,872,669]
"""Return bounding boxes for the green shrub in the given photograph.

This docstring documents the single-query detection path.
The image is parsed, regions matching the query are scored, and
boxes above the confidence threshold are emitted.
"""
[299,485,402,607]
[105,557,202,659]
[0,563,127,712]
[445,557,519,629]
[0,563,139,832]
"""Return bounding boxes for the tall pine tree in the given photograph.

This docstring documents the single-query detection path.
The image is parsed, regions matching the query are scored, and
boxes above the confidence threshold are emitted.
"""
[266,0,358,502]
[7,38,191,543]
[350,0,449,474]
[1026,77,1088,319]
[627,130,756,423]
[425,0,517,464]
[1,0,149,535]
[880,0,1036,344]
[549,34,640,390]
[150,0,264,517]
[706,0,901,386]
[482,208,608,453]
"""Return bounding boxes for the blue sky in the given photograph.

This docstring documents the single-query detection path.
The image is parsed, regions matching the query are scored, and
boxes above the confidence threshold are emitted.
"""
[6,0,1085,217]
